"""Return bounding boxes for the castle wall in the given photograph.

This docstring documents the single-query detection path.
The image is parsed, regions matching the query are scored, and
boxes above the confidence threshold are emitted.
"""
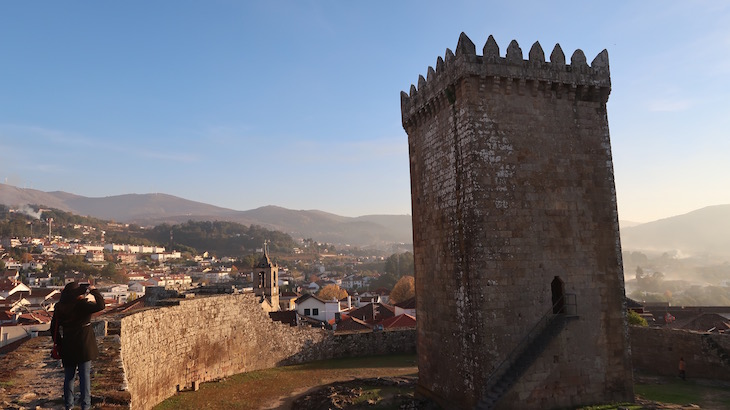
[119,293,415,410]
[402,33,632,409]
[630,326,730,381]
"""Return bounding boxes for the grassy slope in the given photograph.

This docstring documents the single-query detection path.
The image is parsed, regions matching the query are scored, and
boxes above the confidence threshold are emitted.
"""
[154,354,417,410]
[155,357,730,410]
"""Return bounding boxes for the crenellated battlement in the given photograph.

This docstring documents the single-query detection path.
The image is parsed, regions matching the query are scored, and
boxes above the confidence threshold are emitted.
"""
[401,33,611,128]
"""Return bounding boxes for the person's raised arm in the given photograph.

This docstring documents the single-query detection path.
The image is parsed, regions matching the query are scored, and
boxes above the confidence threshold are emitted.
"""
[84,287,106,313]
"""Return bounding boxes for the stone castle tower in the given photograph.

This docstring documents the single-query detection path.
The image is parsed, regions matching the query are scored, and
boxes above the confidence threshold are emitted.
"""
[401,33,633,409]
[254,244,279,311]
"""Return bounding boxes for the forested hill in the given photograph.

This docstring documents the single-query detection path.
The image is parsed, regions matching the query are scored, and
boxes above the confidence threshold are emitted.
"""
[0,205,297,258]
[146,221,297,256]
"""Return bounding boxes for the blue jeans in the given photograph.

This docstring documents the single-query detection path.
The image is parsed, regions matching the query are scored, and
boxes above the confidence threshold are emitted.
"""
[64,361,91,410]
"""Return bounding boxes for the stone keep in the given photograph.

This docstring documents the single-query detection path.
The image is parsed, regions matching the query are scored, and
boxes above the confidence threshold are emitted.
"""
[401,33,633,409]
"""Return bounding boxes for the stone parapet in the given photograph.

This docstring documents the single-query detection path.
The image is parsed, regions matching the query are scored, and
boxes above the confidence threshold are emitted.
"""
[401,33,610,129]
[117,293,414,410]
[631,326,730,381]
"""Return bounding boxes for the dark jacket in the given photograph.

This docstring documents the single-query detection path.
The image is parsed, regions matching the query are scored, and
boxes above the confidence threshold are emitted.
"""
[50,289,105,365]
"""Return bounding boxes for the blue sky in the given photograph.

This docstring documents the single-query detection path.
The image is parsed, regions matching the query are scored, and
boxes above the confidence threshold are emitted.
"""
[1,1,728,222]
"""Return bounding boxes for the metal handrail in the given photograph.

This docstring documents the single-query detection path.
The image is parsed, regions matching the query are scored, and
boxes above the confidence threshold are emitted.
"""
[483,293,577,392]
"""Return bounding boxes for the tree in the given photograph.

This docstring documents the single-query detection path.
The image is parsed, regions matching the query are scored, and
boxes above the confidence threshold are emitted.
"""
[390,275,415,304]
[635,266,644,280]
[371,272,398,290]
[384,252,414,277]
[241,254,258,268]
[318,284,348,301]
[627,309,648,327]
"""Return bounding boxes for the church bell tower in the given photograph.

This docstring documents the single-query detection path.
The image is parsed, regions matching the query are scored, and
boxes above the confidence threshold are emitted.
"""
[254,241,279,311]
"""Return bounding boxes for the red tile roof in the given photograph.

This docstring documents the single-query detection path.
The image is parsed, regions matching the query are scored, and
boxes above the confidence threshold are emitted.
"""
[17,310,52,324]
[347,303,395,324]
[335,316,372,331]
[0,280,21,292]
[380,313,416,329]
[100,295,147,315]
[28,288,60,299]
[395,297,416,309]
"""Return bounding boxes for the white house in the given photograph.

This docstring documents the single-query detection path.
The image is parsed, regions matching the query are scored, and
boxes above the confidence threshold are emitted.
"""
[129,281,155,295]
[306,282,320,293]
[0,281,31,299]
[85,250,104,262]
[203,271,230,283]
[394,297,416,317]
[151,252,182,262]
[21,260,46,272]
[295,294,341,323]
[341,275,365,290]
[102,284,130,304]
[104,243,166,254]
[24,288,60,306]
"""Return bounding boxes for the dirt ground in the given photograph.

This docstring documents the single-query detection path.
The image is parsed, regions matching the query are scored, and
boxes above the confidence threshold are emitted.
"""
[0,336,66,409]
[3,339,729,410]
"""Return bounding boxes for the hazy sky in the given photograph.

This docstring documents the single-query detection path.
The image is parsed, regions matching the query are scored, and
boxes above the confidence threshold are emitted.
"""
[1,2,728,222]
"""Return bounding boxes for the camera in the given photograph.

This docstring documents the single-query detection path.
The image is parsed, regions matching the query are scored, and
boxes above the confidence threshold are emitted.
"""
[79,283,90,293]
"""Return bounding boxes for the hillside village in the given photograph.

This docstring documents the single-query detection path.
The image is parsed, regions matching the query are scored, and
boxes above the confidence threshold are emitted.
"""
[0,206,417,350]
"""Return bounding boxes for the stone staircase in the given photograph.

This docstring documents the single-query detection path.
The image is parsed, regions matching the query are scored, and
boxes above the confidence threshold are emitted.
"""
[476,296,577,410]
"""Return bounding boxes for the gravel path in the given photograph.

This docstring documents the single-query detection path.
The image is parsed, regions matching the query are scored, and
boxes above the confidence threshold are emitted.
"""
[0,336,66,409]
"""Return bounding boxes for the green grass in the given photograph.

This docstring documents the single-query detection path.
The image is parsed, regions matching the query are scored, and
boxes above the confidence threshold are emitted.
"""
[156,358,730,410]
[154,354,418,410]
[291,354,417,370]
[351,386,406,404]
[634,381,702,404]
[634,377,730,408]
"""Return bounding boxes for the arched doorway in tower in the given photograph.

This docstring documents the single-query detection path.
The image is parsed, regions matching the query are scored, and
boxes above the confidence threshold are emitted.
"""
[551,276,565,314]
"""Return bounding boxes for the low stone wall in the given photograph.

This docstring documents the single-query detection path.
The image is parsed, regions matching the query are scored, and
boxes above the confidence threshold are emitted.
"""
[630,326,730,381]
[118,293,415,410]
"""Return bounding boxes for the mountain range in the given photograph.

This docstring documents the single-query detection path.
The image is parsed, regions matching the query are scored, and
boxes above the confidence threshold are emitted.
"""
[0,183,412,247]
[1,183,729,260]
[619,204,730,260]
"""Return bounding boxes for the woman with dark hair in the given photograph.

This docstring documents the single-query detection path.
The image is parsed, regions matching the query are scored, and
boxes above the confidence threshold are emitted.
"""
[50,282,105,410]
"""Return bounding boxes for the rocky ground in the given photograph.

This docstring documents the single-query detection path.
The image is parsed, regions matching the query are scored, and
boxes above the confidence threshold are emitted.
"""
[289,378,715,410]
[0,336,65,409]
[290,376,440,410]
[0,335,128,410]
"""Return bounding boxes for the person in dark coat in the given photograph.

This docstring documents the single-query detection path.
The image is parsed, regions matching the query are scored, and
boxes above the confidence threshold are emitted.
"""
[50,282,105,410]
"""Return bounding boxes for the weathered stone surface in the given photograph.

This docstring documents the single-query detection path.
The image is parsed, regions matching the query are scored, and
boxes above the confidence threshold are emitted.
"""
[402,33,631,409]
[118,293,415,410]
[631,326,730,381]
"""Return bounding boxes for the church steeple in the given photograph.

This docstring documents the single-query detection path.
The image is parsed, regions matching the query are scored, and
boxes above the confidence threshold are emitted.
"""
[254,240,279,311]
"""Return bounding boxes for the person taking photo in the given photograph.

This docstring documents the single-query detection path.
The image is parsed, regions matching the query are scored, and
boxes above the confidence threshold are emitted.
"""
[50,282,105,410]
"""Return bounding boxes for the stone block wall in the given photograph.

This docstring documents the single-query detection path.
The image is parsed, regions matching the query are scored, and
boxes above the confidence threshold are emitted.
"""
[630,326,730,381]
[118,293,415,410]
[402,33,632,409]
